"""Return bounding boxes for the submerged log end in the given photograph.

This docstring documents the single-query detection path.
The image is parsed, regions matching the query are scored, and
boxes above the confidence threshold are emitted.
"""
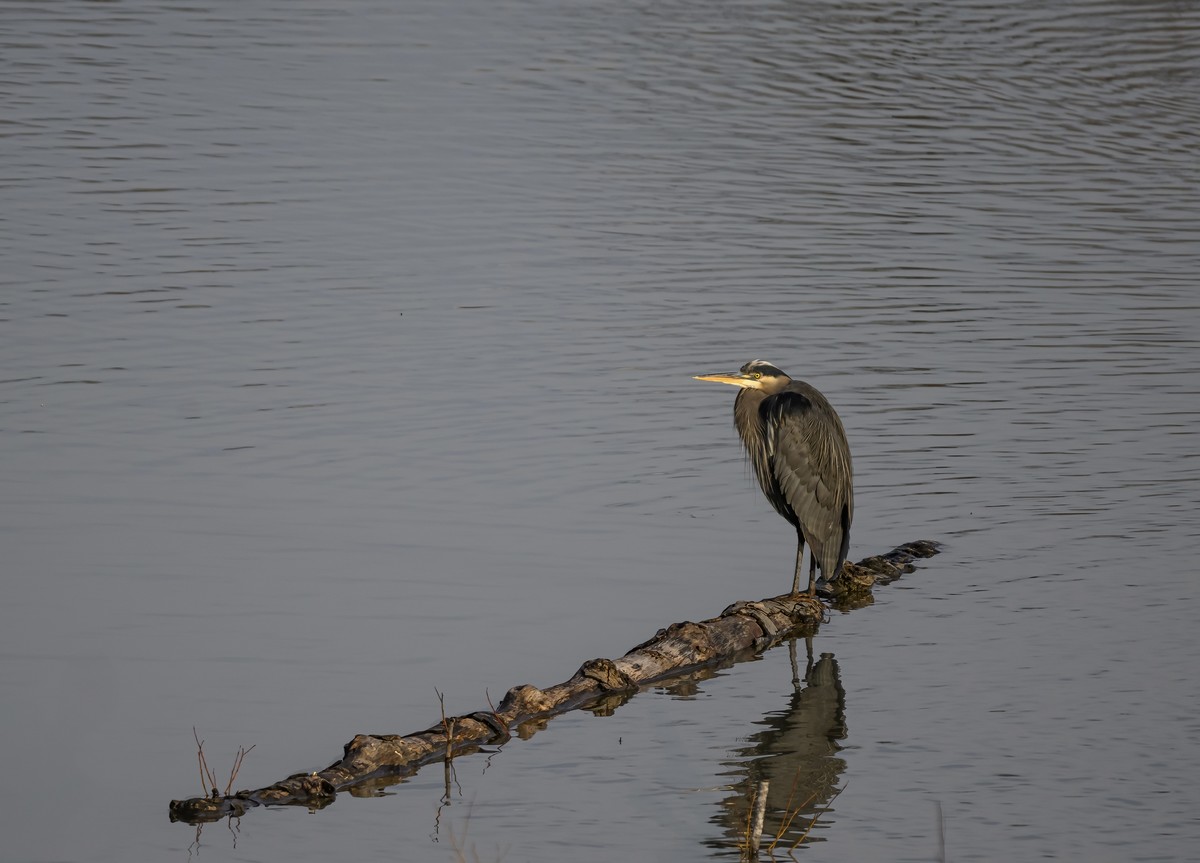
[853,539,943,581]
[824,539,943,608]
[168,792,251,824]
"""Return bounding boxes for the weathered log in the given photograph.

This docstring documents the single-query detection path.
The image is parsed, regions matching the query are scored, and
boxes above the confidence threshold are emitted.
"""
[169,539,940,824]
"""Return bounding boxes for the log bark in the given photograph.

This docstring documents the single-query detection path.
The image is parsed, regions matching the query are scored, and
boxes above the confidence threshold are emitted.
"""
[169,539,940,824]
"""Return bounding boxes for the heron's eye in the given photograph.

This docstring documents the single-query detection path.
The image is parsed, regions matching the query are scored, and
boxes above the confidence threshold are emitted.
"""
[752,372,762,380]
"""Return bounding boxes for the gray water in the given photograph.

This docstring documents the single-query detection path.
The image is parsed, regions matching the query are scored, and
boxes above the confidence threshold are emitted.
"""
[3,0,1199,860]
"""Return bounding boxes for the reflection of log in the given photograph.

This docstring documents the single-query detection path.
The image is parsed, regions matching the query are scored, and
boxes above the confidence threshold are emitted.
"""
[168,540,940,824]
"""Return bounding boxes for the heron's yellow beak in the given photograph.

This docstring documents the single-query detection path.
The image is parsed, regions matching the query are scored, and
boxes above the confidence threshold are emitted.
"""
[692,372,757,389]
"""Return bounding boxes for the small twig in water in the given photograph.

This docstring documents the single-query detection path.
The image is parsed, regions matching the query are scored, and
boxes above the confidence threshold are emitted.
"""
[768,766,819,846]
[936,800,946,863]
[224,744,256,796]
[192,726,255,799]
[435,688,463,802]
[484,687,507,735]
[788,783,845,851]
[435,687,456,749]
[193,726,219,798]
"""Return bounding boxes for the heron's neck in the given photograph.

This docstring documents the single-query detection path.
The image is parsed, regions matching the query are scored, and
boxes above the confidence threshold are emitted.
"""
[733,386,778,505]
[733,387,768,451]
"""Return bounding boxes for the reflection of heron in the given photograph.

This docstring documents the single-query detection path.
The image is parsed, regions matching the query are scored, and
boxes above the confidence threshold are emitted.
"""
[694,360,853,595]
[709,641,848,851]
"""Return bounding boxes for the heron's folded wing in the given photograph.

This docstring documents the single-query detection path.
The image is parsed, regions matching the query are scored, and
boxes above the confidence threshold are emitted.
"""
[765,391,852,566]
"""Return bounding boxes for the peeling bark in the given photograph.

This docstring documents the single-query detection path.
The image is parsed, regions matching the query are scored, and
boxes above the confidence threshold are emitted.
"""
[169,539,940,824]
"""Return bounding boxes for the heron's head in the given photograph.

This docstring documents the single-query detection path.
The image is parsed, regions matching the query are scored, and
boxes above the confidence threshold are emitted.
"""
[693,359,791,391]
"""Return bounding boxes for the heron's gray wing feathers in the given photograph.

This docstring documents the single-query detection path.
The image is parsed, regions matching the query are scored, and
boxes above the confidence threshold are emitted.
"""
[764,389,854,576]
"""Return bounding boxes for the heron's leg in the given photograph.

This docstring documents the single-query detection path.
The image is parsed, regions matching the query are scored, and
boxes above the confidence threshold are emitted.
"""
[788,635,817,689]
[791,534,806,594]
[808,556,819,596]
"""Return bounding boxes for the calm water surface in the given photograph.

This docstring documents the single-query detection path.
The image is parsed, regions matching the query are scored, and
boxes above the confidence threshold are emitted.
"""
[2,1,1198,861]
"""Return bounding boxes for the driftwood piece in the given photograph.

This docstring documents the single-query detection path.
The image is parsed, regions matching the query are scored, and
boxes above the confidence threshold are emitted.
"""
[169,540,940,824]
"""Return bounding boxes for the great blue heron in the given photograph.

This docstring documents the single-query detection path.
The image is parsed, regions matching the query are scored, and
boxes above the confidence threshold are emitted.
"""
[693,360,853,596]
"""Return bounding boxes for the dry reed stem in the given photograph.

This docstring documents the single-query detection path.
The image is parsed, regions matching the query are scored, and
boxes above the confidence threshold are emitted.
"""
[788,784,845,851]
[192,726,255,799]
[224,744,256,796]
[193,727,218,798]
